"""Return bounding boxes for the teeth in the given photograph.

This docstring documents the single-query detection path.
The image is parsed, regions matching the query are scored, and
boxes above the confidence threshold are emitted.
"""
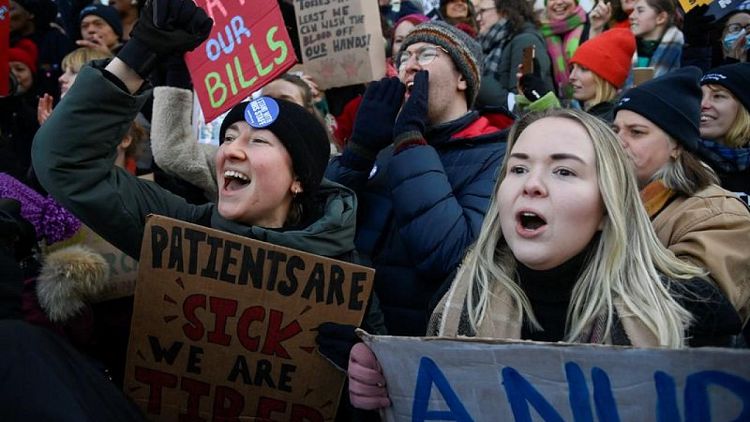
[224,170,249,181]
[407,82,414,88]
[522,212,537,217]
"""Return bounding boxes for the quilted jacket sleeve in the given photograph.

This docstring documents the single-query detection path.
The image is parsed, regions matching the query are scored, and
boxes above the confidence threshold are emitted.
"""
[386,143,503,280]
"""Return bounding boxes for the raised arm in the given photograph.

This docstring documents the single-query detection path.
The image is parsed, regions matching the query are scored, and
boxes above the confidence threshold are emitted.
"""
[32,0,213,258]
[152,85,219,200]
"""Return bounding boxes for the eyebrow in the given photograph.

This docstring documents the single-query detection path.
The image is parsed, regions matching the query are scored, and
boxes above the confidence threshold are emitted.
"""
[509,152,587,164]
[621,123,649,130]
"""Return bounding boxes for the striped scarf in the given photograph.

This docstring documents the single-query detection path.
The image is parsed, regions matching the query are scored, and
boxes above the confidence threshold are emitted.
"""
[540,6,587,99]
[695,138,750,173]
[479,20,510,79]
[625,26,684,89]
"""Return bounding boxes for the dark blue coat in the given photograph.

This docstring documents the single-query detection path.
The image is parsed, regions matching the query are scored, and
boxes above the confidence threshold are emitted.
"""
[326,111,509,335]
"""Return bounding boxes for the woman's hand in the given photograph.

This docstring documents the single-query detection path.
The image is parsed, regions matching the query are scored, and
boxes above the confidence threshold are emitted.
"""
[37,94,54,125]
[348,343,390,410]
[300,73,324,103]
[588,0,612,38]
[726,30,748,62]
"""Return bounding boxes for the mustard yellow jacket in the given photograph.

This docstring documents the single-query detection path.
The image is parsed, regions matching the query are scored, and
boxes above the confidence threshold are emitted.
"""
[651,185,750,325]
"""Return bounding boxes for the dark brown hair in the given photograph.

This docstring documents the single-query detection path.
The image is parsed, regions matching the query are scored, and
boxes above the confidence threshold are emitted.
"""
[495,0,540,33]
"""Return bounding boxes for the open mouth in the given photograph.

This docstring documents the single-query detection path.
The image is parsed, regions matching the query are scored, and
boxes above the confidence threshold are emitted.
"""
[406,81,414,96]
[223,170,250,191]
[518,211,547,231]
[700,114,715,123]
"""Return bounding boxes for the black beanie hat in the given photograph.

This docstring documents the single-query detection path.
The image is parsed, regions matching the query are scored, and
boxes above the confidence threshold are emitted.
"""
[615,67,703,152]
[218,97,330,208]
[701,63,750,113]
[398,21,483,107]
[219,101,249,144]
[79,5,123,38]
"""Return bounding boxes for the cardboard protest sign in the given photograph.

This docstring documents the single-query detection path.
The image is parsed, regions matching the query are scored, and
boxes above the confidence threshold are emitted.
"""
[124,215,374,420]
[294,0,386,89]
[185,0,296,123]
[362,333,750,421]
[678,0,718,13]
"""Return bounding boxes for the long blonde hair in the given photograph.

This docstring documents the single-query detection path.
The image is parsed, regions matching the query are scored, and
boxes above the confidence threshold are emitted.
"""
[726,104,750,148]
[587,74,618,110]
[61,47,112,73]
[457,109,701,348]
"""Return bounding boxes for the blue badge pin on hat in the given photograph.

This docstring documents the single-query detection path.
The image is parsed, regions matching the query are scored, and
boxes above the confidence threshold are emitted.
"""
[244,96,280,128]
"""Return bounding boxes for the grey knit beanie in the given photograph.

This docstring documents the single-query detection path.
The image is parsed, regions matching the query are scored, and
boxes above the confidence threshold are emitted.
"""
[398,20,483,107]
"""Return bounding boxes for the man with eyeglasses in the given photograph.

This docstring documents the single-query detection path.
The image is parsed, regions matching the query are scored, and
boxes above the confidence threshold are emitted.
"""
[326,21,513,337]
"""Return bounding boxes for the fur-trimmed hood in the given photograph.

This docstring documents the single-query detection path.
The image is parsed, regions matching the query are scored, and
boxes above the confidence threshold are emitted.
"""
[36,245,110,322]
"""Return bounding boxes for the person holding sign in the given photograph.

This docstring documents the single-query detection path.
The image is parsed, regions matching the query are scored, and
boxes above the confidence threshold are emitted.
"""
[326,21,513,337]
[32,0,359,281]
[348,108,742,410]
[613,67,750,340]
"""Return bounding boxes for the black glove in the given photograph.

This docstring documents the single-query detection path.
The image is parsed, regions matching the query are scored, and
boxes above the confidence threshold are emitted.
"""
[347,77,405,161]
[0,199,35,320]
[316,322,359,372]
[683,6,713,48]
[520,73,551,101]
[393,70,429,144]
[0,199,36,263]
[165,55,193,89]
[118,0,213,78]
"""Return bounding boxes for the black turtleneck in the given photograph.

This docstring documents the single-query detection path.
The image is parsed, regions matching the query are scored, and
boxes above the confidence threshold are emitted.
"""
[517,241,595,342]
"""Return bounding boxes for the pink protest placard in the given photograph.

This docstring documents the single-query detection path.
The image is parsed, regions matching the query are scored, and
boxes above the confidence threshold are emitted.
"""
[185,0,297,123]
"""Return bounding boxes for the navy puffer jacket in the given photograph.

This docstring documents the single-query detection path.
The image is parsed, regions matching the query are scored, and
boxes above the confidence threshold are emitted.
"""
[326,111,509,335]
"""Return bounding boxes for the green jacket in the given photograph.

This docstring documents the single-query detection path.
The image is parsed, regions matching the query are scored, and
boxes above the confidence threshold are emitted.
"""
[32,65,357,262]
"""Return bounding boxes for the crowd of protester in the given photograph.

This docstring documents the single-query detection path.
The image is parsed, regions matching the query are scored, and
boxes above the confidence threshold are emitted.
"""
[1,0,749,419]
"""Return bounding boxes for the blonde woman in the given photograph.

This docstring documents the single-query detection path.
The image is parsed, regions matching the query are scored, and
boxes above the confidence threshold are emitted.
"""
[347,108,740,410]
[37,47,112,124]
[697,63,750,200]
[613,67,750,341]
[567,28,635,122]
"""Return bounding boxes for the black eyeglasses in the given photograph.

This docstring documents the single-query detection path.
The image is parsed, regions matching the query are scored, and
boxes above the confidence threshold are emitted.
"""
[726,23,750,34]
[397,45,449,72]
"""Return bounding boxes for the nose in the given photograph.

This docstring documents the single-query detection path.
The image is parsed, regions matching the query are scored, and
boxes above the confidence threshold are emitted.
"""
[522,171,547,197]
[616,132,630,151]
[221,139,247,161]
[700,94,711,111]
